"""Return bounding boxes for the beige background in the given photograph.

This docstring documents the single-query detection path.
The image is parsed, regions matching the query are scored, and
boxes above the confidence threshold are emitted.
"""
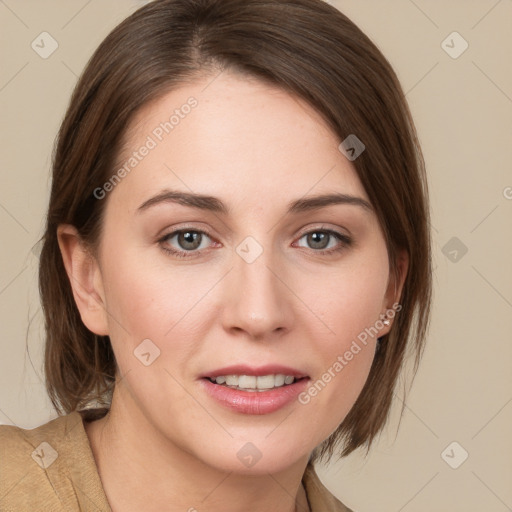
[1,1,511,510]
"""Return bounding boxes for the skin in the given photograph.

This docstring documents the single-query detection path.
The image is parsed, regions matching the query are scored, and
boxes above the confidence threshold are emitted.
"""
[58,70,407,512]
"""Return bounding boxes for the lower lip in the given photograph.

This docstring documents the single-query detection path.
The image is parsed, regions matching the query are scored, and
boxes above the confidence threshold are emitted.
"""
[199,378,310,415]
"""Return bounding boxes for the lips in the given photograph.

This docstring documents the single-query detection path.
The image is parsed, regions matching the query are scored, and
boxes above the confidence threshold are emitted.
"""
[200,364,309,379]
[199,374,310,414]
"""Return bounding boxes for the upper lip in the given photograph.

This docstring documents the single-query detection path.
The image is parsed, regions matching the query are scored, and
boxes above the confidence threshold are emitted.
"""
[201,364,309,379]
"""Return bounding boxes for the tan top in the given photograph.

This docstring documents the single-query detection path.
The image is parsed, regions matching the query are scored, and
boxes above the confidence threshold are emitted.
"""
[0,409,354,511]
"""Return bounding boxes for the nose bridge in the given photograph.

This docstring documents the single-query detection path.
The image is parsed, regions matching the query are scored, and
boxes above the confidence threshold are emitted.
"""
[222,235,292,337]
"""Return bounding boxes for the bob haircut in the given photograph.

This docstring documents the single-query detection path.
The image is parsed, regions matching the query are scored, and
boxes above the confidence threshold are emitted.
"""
[39,0,432,464]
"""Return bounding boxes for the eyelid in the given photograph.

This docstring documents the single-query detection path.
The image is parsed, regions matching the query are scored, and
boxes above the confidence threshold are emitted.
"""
[296,223,350,239]
[156,222,215,239]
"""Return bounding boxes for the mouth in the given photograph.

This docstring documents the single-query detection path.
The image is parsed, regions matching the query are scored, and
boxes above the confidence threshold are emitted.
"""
[199,366,311,415]
[200,364,309,393]
[204,374,307,392]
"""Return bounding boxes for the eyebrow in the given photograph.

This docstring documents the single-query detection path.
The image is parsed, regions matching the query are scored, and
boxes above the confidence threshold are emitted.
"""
[136,189,373,215]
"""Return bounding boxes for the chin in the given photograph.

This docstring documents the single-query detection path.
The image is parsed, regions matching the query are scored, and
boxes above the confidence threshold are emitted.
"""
[195,439,309,476]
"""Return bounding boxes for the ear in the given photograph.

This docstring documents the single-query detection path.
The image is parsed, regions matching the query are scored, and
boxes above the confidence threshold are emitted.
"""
[379,248,409,336]
[57,224,109,336]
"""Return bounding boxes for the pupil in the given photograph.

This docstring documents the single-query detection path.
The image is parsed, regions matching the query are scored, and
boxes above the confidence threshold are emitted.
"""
[309,232,328,249]
[180,231,200,250]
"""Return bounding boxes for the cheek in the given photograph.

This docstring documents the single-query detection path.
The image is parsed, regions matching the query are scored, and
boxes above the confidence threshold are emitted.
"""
[304,245,389,345]
[298,246,389,422]
[98,242,216,374]
[97,250,199,404]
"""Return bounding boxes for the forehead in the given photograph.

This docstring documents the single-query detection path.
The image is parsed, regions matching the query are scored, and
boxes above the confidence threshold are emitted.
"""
[109,71,369,213]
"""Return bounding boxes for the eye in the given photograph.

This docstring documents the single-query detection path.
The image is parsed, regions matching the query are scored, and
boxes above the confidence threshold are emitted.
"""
[158,226,352,259]
[294,229,352,255]
[159,228,214,258]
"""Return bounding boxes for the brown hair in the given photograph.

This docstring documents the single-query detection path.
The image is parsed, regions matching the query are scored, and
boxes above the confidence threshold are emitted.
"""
[39,0,432,463]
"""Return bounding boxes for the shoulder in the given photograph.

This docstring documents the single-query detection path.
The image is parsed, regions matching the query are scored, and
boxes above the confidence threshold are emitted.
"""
[0,410,83,470]
[0,410,109,511]
[303,462,356,512]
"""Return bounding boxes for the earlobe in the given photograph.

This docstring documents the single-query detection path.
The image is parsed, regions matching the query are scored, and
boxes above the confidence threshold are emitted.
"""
[56,224,109,336]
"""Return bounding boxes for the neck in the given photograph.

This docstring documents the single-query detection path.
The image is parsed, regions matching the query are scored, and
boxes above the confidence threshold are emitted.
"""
[84,387,311,512]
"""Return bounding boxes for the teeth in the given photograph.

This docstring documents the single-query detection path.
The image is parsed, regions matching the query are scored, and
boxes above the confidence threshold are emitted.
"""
[211,374,297,391]
[225,375,238,386]
[239,375,257,388]
[274,374,286,387]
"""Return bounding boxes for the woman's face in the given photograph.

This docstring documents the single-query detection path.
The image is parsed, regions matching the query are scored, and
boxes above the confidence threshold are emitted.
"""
[83,71,402,474]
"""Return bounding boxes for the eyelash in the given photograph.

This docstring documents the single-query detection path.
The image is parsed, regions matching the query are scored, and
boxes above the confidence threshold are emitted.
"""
[158,226,352,259]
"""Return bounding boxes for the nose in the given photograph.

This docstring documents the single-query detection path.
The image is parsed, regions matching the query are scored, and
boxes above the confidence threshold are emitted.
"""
[220,243,294,341]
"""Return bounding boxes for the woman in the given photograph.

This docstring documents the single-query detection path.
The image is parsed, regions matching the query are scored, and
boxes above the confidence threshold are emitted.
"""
[0,0,432,510]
